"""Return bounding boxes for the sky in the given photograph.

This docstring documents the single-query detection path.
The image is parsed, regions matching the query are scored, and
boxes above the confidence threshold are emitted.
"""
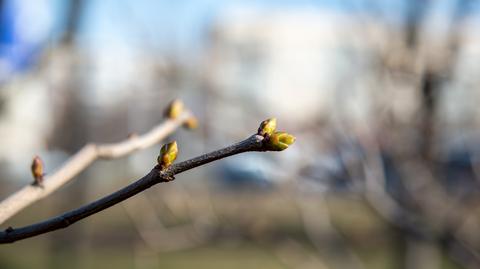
[77,0,409,54]
[75,0,480,55]
[2,0,480,72]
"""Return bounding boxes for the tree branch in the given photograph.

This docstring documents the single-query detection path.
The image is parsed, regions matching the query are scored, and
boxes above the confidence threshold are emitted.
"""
[0,111,192,225]
[0,134,273,243]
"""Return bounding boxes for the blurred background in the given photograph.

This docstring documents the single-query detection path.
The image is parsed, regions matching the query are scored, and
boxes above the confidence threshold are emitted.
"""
[0,0,480,268]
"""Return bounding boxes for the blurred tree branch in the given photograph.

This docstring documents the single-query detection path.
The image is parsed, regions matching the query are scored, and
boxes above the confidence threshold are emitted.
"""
[0,110,193,225]
[122,190,208,252]
[362,141,480,269]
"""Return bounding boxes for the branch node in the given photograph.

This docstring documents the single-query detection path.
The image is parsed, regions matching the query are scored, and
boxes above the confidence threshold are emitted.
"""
[31,181,45,188]
[157,170,175,183]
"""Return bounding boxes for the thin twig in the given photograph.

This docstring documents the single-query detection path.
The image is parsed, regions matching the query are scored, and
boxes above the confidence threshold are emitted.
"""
[0,134,270,243]
[362,140,480,269]
[0,111,192,225]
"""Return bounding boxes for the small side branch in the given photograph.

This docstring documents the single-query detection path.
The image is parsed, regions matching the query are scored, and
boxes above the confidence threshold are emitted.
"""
[0,111,192,225]
[0,134,267,243]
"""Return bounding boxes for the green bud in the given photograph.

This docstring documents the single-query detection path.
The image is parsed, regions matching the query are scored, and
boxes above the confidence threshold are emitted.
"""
[157,141,178,169]
[164,99,184,119]
[257,118,277,137]
[267,131,296,151]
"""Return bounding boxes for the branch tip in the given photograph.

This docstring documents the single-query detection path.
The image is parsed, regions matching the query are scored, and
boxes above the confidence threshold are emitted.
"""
[183,116,199,130]
[257,118,295,151]
[265,131,296,151]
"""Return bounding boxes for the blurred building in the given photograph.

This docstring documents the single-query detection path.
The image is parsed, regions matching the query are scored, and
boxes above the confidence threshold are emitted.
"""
[205,8,401,127]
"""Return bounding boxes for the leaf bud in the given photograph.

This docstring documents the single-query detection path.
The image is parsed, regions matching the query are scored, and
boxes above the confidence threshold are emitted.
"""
[266,131,296,151]
[164,99,184,119]
[257,118,277,137]
[31,155,44,186]
[157,141,178,169]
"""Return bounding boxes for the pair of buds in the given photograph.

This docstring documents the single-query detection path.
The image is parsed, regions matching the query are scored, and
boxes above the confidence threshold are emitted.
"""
[157,118,296,170]
[257,118,295,151]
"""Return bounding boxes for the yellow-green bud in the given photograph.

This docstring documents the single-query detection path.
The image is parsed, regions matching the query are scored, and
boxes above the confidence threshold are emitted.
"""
[183,116,198,130]
[157,141,178,169]
[267,131,296,151]
[164,99,184,119]
[257,118,277,137]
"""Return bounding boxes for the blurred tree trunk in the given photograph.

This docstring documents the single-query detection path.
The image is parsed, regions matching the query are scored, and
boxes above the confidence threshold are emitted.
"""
[47,1,90,268]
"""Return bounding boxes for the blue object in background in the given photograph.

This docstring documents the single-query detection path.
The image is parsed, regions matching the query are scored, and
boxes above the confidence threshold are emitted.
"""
[215,155,277,190]
[0,0,62,83]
